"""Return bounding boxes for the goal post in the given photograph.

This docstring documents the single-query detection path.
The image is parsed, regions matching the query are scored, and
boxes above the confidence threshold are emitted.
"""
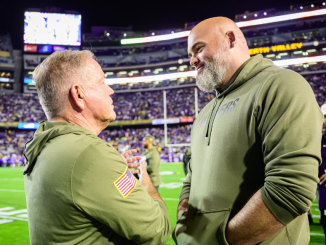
[163,88,198,162]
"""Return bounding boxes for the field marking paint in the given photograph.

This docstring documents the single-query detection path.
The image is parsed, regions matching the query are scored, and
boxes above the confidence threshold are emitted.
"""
[17,214,28,218]
[160,182,183,189]
[163,198,179,201]
[310,232,325,236]
[0,215,27,222]
[312,203,318,207]
[0,189,24,193]
[0,207,15,211]
[313,215,320,218]
[0,219,14,224]
[160,171,175,175]
[0,207,29,224]
[0,209,27,215]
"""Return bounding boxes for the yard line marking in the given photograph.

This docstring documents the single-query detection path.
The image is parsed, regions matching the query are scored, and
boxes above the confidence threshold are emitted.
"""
[310,232,325,236]
[312,215,320,218]
[315,208,320,212]
[163,198,179,201]
[0,207,15,212]
[17,214,28,218]
[0,209,27,216]
[0,189,24,193]
[0,219,14,225]
[311,203,318,206]
[0,215,27,222]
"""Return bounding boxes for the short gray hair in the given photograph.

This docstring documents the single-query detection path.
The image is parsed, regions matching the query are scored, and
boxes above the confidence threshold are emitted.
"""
[33,50,95,120]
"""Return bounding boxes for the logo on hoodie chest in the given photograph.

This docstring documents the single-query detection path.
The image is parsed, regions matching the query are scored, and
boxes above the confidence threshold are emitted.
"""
[215,98,240,120]
[197,98,240,128]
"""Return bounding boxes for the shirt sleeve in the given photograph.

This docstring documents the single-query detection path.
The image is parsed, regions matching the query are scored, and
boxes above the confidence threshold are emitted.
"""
[179,159,192,202]
[71,141,171,245]
[255,69,323,225]
[145,154,153,175]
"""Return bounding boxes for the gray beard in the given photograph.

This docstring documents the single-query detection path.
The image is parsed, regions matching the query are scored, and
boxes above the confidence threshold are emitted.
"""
[196,49,231,92]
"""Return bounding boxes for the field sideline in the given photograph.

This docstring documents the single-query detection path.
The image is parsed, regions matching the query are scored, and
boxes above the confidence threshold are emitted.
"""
[0,164,325,245]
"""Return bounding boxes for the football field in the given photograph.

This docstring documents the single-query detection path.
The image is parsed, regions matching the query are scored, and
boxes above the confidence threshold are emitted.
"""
[0,164,325,245]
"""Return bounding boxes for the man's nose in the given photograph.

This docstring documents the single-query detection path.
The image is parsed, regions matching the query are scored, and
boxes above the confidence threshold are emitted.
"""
[190,56,199,67]
[108,86,114,95]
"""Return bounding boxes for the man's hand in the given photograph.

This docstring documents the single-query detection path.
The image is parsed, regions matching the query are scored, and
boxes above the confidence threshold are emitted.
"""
[139,161,165,204]
[121,149,141,174]
[225,190,284,245]
[177,198,189,220]
[320,170,326,185]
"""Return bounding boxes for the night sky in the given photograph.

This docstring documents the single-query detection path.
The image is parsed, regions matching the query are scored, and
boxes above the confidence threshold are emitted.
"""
[0,0,315,49]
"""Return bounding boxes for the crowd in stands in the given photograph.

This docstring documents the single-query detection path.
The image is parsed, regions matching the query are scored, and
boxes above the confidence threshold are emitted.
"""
[4,71,326,122]
[0,130,33,167]
[0,93,45,123]
[92,42,187,56]
[99,55,188,68]
[304,73,326,105]
[0,125,192,165]
[112,88,214,121]
[0,70,326,164]
[99,125,191,162]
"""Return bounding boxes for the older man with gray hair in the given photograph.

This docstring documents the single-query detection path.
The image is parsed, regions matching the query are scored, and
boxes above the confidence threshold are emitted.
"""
[23,50,171,245]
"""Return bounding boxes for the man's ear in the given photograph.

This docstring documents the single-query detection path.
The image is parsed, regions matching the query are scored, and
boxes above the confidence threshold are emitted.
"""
[226,31,236,48]
[70,84,85,110]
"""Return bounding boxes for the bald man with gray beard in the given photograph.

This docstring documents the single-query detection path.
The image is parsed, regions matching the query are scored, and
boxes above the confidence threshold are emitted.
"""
[173,17,323,245]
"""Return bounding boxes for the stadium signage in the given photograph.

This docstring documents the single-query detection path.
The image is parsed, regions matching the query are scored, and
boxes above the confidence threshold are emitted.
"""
[180,117,195,123]
[152,118,180,125]
[249,42,303,55]
[18,123,39,129]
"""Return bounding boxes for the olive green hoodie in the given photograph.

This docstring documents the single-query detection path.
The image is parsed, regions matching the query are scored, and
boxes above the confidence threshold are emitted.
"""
[173,54,323,245]
[142,147,161,187]
[23,121,171,245]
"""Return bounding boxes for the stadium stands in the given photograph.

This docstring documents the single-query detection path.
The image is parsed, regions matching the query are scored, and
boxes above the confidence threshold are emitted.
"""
[0,93,45,123]
[0,125,191,165]
[1,70,326,165]
[9,1,326,167]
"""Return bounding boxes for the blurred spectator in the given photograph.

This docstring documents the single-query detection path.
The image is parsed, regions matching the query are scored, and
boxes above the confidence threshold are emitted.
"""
[0,93,45,123]
[0,125,192,165]
[0,130,31,167]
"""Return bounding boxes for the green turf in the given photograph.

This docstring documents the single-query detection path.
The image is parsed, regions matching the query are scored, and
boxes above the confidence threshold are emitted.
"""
[0,165,325,245]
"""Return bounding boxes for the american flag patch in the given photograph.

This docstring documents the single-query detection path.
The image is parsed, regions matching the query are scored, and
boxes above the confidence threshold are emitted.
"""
[114,168,137,198]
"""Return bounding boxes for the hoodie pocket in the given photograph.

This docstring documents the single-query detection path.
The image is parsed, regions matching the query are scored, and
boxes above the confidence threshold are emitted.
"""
[173,208,230,245]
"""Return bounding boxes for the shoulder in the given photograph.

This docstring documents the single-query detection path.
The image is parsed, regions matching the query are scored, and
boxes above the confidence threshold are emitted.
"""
[73,137,125,172]
[255,68,314,105]
[262,67,310,91]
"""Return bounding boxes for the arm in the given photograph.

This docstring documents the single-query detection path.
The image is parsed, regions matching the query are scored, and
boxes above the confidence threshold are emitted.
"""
[139,161,164,203]
[72,142,171,245]
[226,71,322,244]
[121,149,163,202]
[177,160,192,219]
[226,190,284,245]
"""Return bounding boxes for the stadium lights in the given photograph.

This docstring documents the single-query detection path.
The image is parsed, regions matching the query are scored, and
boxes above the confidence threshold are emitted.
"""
[105,71,196,85]
[121,8,326,45]
[104,55,326,85]
[273,55,326,66]
[121,31,191,45]
[236,8,326,27]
